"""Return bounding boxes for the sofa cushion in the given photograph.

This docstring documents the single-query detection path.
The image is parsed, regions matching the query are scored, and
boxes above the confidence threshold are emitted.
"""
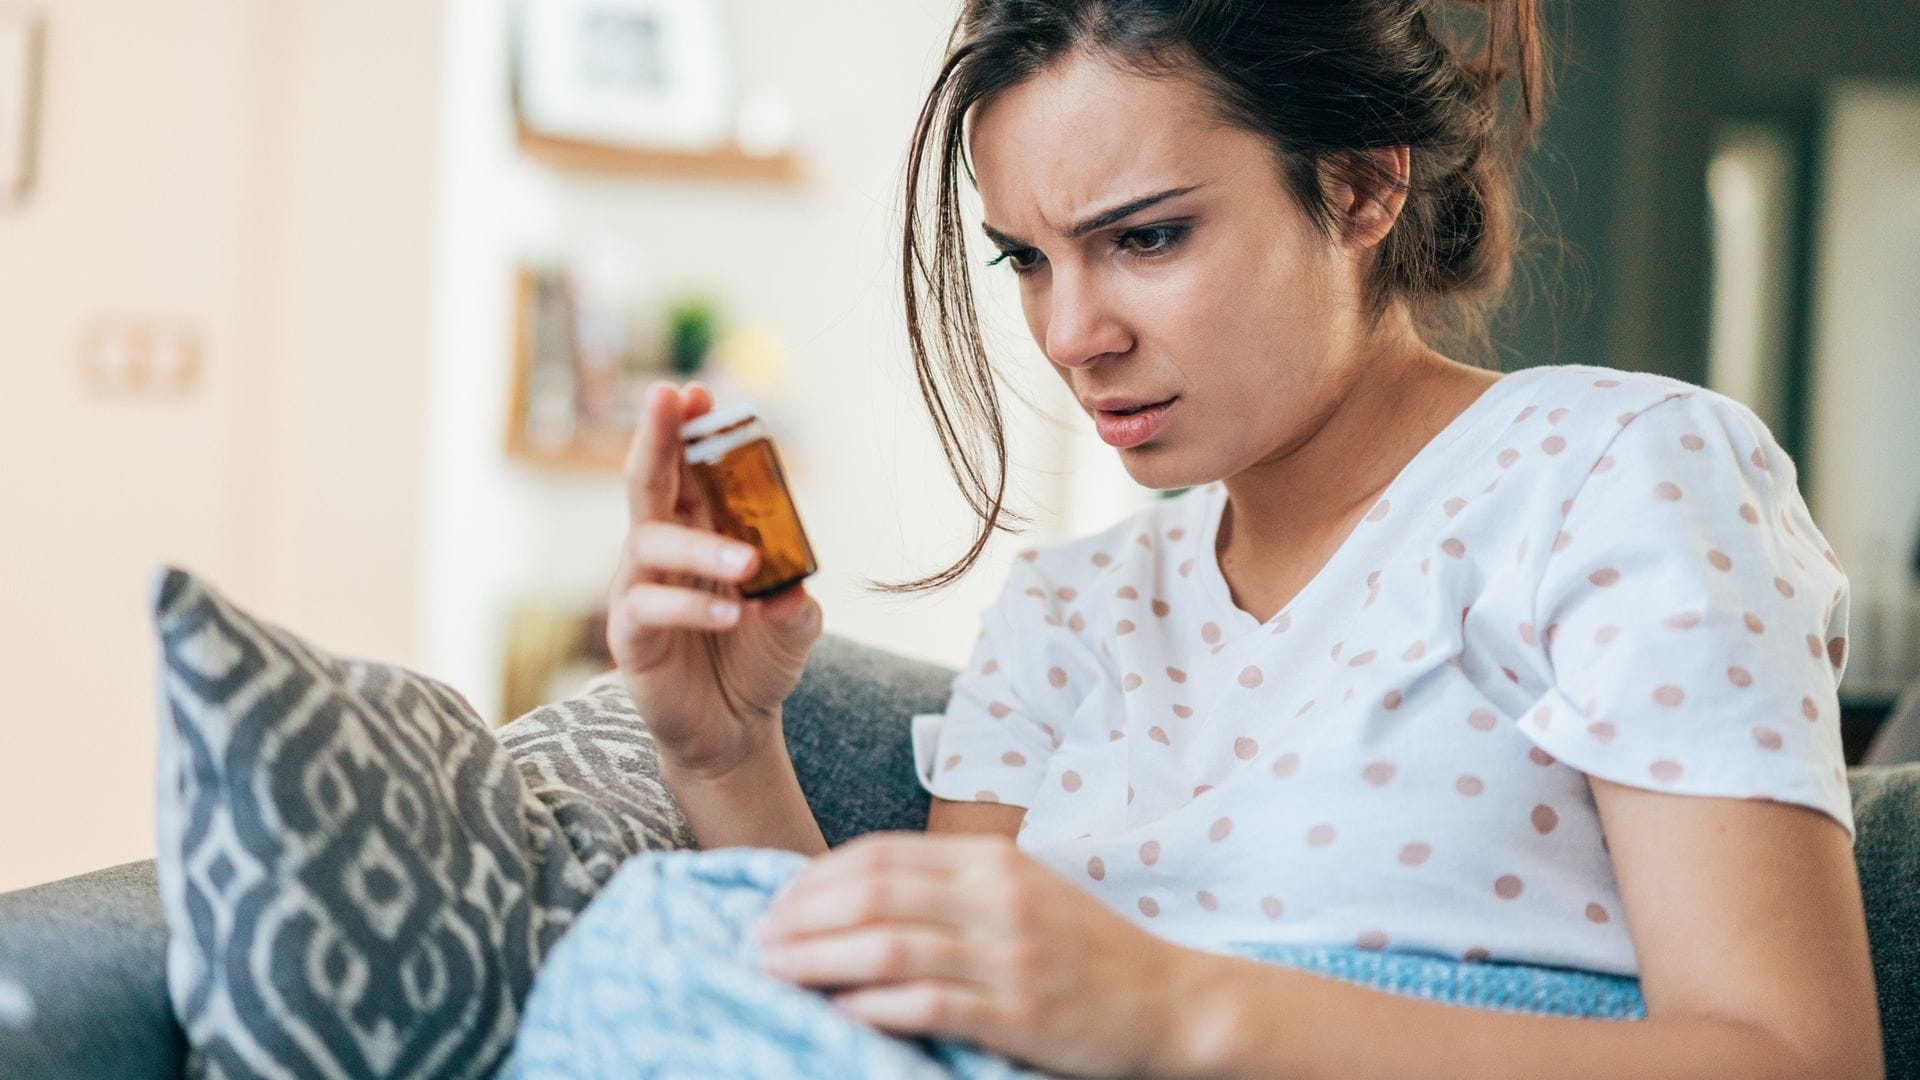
[1848,762,1920,1073]
[149,567,691,1079]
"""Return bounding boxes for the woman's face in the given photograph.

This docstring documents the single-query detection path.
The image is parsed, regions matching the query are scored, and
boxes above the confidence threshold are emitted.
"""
[968,50,1378,490]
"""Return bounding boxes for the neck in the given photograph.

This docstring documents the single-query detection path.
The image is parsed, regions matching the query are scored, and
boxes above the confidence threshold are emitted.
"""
[1218,335,1496,564]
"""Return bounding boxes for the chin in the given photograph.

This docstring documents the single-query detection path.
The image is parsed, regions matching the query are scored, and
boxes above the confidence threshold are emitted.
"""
[1113,443,1226,492]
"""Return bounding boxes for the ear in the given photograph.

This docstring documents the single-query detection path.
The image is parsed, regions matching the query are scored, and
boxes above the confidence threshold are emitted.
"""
[1321,147,1411,251]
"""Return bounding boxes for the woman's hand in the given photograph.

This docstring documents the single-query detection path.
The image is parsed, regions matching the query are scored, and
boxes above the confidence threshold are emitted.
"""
[753,832,1190,1078]
[606,381,823,778]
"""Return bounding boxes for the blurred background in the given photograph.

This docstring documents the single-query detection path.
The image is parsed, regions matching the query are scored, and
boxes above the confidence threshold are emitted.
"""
[1,0,1915,891]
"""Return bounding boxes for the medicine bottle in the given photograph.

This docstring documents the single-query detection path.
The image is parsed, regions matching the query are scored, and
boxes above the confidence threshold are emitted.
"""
[680,402,818,598]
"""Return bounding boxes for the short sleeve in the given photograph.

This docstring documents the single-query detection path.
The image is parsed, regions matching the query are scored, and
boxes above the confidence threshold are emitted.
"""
[1525,392,1853,834]
[911,554,1076,808]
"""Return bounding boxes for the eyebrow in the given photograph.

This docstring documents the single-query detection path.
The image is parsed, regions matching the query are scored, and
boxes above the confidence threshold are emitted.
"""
[980,184,1204,250]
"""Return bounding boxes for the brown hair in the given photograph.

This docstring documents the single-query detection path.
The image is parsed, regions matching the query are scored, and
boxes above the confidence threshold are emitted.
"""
[888,0,1550,592]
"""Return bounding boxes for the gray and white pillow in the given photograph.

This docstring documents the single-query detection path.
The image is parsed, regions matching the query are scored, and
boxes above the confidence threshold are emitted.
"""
[151,567,690,1079]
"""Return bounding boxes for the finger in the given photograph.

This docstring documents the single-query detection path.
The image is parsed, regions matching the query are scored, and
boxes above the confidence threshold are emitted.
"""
[623,382,683,526]
[759,926,979,990]
[616,582,742,634]
[619,521,759,586]
[792,832,1007,893]
[758,873,963,943]
[682,380,713,421]
[829,981,993,1043]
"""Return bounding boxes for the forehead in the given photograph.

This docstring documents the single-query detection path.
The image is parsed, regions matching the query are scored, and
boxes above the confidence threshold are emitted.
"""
[967,50,1240,235]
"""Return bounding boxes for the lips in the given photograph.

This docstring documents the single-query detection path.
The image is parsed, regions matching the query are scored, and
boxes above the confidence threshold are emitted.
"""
[1089,396,1177,449]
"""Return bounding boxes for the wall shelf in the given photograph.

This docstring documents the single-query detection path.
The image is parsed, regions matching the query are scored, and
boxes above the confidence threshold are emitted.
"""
[514,122,802,185]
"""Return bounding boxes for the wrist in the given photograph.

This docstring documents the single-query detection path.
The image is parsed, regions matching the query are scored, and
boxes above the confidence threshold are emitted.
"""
[1146,947,1282,1080]
[655,710,786,784]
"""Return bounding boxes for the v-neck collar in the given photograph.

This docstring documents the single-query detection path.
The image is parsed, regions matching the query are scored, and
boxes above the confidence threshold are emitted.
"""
[1194,367,1544,638]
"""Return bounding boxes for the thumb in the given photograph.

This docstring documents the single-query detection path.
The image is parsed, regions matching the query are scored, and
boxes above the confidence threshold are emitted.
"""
[760,584,822,638]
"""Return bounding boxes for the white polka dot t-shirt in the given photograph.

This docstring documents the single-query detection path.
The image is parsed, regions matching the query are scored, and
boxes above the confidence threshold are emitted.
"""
[911,364,1852,976]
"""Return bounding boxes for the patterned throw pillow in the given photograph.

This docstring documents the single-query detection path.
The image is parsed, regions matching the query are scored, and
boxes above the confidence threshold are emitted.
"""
[150,567,691,1079]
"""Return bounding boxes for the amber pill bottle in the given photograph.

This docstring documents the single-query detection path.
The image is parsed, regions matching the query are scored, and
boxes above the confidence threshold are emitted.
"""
[680,402,818,599]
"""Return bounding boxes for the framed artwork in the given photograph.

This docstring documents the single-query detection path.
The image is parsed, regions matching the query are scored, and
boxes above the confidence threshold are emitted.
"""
[515,0,733,152]
[0,9,43,207]
[506,266,651,470]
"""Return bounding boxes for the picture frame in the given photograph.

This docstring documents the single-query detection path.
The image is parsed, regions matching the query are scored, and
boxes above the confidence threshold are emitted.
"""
[0,9,43,207]
[514,0,733,153]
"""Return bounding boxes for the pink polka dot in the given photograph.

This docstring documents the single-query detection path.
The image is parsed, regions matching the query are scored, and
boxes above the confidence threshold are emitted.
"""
[1828,637,1847,668]
[1680,434,1706,451]
[1588,568,1621,587]
[1594,625,1619,645]
[1123,672,1143,691]
[1330,641,1344,661]
[1468,709,1497,732]
[1058,771,1082,793]
[1306,823,1337,847]
[1108,729,1124,741]
[1497,448,1521,468]
[1233,736,1259,760]
[1048,667,1068,688]
[1531,805,1559,834]
[1402,641,1427,662]
[1528,747,1557,767]
[1271,752,1300,779]
[1086,856,1105,880]
[1519,622,1538,646]
[1126,784,1134,803]
[1002,750,1027,766]
[1553,530,1573,552]
[1019,549,1038,561]
[1456,775,1485,796]
[1172,704,1194,718]
[1541,435,1567,455]
[1707,549,1732,572]
[1728,666,1753,687]
[1201,622,1222,644]
[1196,890,1219,912]
[1739,503,1760,524]
[1515,406,1537,422]
[1148,726,1170,745]
[1116,586,1139,601]
[943,754,962,772]
[1442,538,1467,558]
[1272,613,1292,633]
[1055,587,1077,602]
[1501,666,1520,684]
[1139,840,1160,865]
[988,701,1011,718]
[1238,665,1264,689]
[1165,666,1187,684]
[1595,379,1621,388]
[1091,552,1112,567]
[1665,611,1701,630]
[1382,690,1404,710]
[1168,527,1186,541]
[1805,633,1823,659]
[1654,481,1683,501]
[1419,558,1430,575]
[1178,559,1194,577]
[1652,685,1685,707]
[1548,407,1570,424]
[1025,586,1046,599]
[1444,496,1468,517]
[1150,599,1171,618]
[1587,721,1616,742]
[1590,456,1616,475]
[1138,897,1160,918]
[1617,411,1638,426]
[1362,761,1398,786]
[1744,612,1766,634]
[1753,726,1784,750]
[1116,619,1136,635]
[1356,930,1390,952]
[1348,650,1378,667]
[1531,705,1552,729]
[1042,614,1061,627]
[1365,500,1390,522]
[1585,903,1610,924]
[1209,817,1234,842]
[1648,760,1684,783]
[1494,875,1525,900]
[1751,447,1768,470]
[975,790,1000,803]
[1261,896,1284,919]
[1399,842,1432,866]
[1774,577,1795,598]
[1801,697,1819,722]
[1136,534,1151,549]
[1463,947,1492,963]
[982,658,999,675]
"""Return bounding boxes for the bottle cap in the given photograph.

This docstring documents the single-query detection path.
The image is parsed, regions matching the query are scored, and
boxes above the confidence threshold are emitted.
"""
[679,400,758,443]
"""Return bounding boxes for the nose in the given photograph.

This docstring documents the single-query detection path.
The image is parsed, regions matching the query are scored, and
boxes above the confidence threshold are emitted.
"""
[1039,267,1132,370]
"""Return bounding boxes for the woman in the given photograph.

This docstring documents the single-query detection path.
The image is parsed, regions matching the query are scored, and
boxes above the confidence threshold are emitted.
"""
[593,1,1882,1076]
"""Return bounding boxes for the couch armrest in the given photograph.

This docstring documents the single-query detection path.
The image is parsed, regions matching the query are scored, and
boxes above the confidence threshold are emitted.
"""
[0,858,184,1080]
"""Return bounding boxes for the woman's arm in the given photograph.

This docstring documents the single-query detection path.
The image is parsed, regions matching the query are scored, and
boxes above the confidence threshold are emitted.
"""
[1157,785,1883,1080]
[925,795,1025,839]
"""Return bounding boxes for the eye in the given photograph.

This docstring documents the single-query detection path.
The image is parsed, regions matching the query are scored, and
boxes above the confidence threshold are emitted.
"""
[1116,223,1188,258]
[986,247,1044,275]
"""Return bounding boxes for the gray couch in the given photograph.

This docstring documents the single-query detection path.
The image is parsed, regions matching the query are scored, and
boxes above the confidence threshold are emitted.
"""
[2,636,1916,1078]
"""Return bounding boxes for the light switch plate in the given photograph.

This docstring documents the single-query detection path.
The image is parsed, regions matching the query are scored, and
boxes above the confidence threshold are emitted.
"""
[0,9,43,207]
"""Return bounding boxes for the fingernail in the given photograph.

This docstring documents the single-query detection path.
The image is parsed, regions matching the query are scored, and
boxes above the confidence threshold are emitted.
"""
[718,546,753,574]
[710,599,740,624]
